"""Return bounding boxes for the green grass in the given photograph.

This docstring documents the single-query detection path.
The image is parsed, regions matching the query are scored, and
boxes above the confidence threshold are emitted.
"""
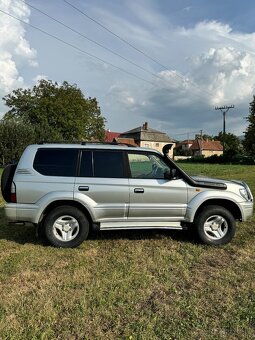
[0,164,254,339]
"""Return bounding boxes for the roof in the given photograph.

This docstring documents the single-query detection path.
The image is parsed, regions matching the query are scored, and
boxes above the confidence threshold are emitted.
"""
[105,130,120,142]
[175,139,195,148]
[28,143,144,152]
[113,137,137,146]
[190,139,223,151]
[176,139,195,145]
[120,123,175,143]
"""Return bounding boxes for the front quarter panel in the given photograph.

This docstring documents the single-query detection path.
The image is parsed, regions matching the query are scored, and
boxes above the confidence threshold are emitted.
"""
[185,189,246,222]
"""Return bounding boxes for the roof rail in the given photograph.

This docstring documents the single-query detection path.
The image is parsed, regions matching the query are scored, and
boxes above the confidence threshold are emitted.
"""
[37,141,136,147]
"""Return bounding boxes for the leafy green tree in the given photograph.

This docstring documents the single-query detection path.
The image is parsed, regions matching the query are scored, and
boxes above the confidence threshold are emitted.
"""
[243,96,255,157]
[0,120,36,164]
[3,80,105,142]
[214,132,241,157]
[202,134,213,141]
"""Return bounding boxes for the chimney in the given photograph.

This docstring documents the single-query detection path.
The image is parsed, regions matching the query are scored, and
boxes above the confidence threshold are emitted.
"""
[144,122,148,130]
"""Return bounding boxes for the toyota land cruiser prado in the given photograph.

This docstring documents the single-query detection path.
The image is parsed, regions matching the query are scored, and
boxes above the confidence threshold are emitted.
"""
[1,143,253,247]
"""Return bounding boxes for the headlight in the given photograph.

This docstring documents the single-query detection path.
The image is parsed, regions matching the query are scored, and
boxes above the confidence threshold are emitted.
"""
[240,188,249,201]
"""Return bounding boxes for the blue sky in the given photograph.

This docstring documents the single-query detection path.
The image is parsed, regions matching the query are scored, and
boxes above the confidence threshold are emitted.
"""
[1,0,255,140]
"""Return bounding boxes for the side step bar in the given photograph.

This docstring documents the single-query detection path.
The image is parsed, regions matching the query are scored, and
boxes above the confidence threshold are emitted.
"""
[100,221,183,231]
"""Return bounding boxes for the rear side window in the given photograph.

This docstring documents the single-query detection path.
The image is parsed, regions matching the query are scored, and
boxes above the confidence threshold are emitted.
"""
[93,151,124,178]
[33,149,78,176]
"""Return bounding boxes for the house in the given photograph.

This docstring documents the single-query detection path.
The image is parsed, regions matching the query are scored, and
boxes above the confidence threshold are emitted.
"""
[174,139,195,155]
[113,137,137,146]
[104,130,120,142]
[190,139,223,157]
[119,122,176,157]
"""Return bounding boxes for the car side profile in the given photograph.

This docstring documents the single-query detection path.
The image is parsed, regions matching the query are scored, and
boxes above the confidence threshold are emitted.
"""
[1,143,253,248]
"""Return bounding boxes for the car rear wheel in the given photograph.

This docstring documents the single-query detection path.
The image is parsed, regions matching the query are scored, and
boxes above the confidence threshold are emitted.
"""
[43,205,89,248]
[194,205,236,245]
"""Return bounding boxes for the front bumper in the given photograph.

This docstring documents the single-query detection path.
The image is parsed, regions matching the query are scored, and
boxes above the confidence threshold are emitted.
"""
[240,201,254,221]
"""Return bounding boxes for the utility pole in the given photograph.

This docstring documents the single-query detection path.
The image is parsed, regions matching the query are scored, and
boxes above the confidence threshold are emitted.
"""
[215,105,235,155]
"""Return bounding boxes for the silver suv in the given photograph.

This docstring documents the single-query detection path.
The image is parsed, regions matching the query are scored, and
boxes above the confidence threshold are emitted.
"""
[1,143,253,247]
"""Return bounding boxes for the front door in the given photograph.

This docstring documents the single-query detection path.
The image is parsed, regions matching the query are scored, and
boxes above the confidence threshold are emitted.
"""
[127,152,188,221]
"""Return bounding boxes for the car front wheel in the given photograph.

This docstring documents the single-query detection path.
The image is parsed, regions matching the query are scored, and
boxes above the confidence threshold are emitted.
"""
[43,205,89,248]
[194,205,236,245]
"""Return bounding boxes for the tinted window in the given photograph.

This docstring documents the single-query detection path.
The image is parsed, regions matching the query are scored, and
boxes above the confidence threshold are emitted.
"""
[34,149,78,176]
[79,150,93,177]
[93,151,124,178]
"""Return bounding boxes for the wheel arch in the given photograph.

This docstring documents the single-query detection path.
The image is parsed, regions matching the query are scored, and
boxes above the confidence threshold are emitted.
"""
[39,200,93,228]
[193,199,242,222]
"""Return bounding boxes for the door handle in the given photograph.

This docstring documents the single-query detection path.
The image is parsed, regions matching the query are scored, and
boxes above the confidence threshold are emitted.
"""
[134,188,144,193]
[78,186,89,191]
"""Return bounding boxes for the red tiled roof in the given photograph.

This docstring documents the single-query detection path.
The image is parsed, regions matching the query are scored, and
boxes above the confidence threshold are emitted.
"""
[114,137,137,146]
[190,139,223,151]
[175,139,195,148]
[105,130,120,142]
[178,139,195,145]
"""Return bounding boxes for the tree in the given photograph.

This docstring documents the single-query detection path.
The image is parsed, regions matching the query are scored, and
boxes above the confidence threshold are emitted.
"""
[214,132,241,157]
[243,96,255,157]
[3,80,106,142]
[0,120,36,164]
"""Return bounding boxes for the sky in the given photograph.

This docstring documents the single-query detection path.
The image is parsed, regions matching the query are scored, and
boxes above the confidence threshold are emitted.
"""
[1,0,255,140]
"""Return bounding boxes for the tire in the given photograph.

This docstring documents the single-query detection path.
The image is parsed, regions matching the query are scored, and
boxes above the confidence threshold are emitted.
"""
[43,205,89,248]
[194,205,236,245]
[1,164,17,202]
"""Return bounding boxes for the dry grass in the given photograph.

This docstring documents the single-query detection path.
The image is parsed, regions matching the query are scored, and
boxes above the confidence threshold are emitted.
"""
[0,165,254,339]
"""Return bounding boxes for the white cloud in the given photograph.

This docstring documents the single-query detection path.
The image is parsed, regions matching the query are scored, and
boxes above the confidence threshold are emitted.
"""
[0,0,37,96]
[0,51,24,93]
[33,74,48,83]
[108,20,255,136]
[189,46,255,105]
[108,85,136,108]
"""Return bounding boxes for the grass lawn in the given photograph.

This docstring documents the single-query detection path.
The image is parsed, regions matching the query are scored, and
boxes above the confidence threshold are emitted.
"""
[0,165,254,339]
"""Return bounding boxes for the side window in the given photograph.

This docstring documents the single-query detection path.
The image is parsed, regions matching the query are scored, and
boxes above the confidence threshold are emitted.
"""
[33,149,78,176]
[79,150,93,177]
[128,153,169,179]
[93,151,124,178]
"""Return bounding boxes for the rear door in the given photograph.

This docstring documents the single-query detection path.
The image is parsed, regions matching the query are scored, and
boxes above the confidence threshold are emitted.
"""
[74,149,129,222]
[127,151,188,221]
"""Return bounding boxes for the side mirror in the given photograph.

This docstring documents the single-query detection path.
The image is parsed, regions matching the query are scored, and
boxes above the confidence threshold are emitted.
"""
[164,168,177,180]
[164,170,171,179]
[171,168,177,179]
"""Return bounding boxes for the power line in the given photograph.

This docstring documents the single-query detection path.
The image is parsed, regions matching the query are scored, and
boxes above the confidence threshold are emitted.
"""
[0,9,154,86]
[63,0,215,99]
[14,1,214,103]
[173,130,201,136]
[21,0,166,82]
[0,6,216,106]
